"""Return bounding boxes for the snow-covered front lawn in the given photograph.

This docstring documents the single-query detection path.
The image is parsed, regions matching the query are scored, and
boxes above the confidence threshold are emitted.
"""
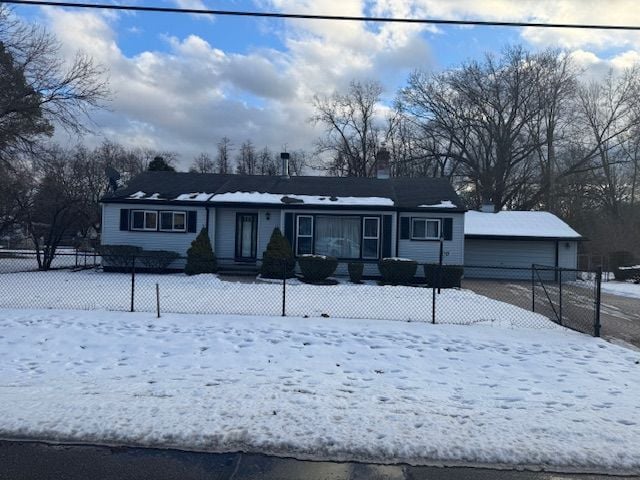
[0,270,555,328]
[601,280,640,300]
[0,309,638,473]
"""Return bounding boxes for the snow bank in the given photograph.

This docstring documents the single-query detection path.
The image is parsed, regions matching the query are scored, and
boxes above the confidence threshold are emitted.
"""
[600,281,640,300]
[0,309,638,472]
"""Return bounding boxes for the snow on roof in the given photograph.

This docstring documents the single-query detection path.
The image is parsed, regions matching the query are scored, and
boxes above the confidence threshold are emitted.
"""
[174,192,214,202]
[418,200,456,208]
[209,191,395,206]
[465,211,581,239]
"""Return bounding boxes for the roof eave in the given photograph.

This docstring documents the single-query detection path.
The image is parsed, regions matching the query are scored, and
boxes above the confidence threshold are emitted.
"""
[464,234,584,241]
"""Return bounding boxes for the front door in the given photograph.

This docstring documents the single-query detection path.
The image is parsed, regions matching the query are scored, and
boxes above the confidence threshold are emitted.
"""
[235,213,258,261]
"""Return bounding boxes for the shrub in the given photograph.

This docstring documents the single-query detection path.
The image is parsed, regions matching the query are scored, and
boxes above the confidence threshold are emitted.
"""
[424,264,463,288]
[261,228,295,279]
[139,250,180,272]
[185,228,217,275]
[98,245,142,268]
[348,262,364,284]
[299,255,338,282]
[378,258,417,285]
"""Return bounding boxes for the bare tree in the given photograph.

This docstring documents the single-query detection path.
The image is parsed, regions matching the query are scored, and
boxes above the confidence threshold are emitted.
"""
[215,137,232,174]
[288,149,308,176]
[257,146,278,175]
[401,46,557,209]
[0,6,108,166]
[236,140,257,175]
[311,80,384,177]
[189,153,215,174]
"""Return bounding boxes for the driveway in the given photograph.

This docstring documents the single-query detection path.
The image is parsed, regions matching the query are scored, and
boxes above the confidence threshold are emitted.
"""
[463,279,640,348]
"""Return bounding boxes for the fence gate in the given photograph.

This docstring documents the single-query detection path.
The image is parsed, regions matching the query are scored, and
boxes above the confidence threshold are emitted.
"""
[532,265,601,337]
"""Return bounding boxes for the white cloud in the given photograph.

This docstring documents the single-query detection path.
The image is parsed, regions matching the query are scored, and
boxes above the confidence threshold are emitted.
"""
[31,1,435,168]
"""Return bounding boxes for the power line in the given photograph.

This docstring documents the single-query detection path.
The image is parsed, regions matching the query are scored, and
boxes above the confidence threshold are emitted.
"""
[4,0,640,31]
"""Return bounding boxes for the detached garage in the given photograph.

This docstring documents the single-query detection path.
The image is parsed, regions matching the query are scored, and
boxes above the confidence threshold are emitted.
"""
[463,211,582,279]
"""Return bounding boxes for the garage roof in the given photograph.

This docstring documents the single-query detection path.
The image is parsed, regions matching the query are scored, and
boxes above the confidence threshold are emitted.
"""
[465,211,582,240]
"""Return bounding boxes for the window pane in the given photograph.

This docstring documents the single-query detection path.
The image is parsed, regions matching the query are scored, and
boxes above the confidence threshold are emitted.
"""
[173,213,186,230]
[297,237,312,255]
[315,216,361,258]
[427,220,439,238]
[364,218,378,237]
[132,211,144,229]
[363,238,378,258]
[412,219,426,238]
[298,216,312,236]
[160,212,173,230]
[145,212,157,229]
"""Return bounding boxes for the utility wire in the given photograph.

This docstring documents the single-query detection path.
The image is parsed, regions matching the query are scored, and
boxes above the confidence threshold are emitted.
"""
[4,0,640,31]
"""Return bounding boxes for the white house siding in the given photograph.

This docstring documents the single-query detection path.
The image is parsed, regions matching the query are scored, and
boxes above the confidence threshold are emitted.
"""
[100,203,208,268]
[283,209,398,277]
[464,239,556,280]
[397,212,465,266]
[214,207,280,261]
[558,241,578,269]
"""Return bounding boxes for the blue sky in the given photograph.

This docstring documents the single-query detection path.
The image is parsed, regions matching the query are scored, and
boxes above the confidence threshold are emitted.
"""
[10,1,640,167]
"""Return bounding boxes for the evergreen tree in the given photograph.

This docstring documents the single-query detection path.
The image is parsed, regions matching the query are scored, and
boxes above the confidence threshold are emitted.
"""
[261,228,295,278]
[185,228,217,275]
[148,156,175,172]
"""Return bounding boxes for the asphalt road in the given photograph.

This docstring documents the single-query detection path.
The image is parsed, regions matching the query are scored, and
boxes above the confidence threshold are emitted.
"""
[462,279,640,348]
[0,441,635,480]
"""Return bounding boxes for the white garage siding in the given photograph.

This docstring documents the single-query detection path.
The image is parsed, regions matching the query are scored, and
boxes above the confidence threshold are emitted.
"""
[558,241,578,269]
[464,239,556,280]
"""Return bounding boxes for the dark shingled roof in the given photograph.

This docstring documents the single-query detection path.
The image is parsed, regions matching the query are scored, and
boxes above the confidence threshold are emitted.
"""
[101,171,466,211]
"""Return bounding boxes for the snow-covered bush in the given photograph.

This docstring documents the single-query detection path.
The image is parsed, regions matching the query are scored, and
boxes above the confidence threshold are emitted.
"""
[348,262,364,284]
[424,264,463,288]
[185,228,217,275]
[260,228,295,279]
[298,254,338,283]
[138,250,180,272]
[98,245,142,268]
[378,258,417,285]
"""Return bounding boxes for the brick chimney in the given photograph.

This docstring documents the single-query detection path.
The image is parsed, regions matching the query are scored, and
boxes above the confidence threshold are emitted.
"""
[376,144,390,179]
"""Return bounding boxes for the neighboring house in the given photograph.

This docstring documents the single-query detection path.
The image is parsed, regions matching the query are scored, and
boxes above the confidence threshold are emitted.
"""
[100,154,467,276]
[464,209,582,279]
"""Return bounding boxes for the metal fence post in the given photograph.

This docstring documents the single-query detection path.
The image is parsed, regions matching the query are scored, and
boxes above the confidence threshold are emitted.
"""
[431,269,436,324]
[437,237,444,295]
[594,266,602,337]
[156,283,160,318]
[130,256,136,312]
[282,259,286,317]
[558,268,563,326]
[531,264,535,312]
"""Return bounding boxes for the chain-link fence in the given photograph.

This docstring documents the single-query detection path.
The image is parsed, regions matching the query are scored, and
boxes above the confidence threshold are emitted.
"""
[0,251,600,334]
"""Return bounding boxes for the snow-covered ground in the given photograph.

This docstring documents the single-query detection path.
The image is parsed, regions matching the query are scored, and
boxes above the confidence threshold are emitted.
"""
[0,270,555,328]
[0,309,638,472]
[600,280,640,300]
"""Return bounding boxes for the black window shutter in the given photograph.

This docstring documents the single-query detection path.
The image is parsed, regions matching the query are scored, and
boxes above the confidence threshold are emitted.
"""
[187,211,197,233]
[400,217,410,240]
[382,215,392,258]
[443,218,453,240]
[119,209,129,231]
[284,212,294,247]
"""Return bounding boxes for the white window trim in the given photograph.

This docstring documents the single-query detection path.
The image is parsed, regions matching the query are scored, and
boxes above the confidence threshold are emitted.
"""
[159,211,187,232]
[131,210,158,231]
[362,216,380,259]
[296,215,314,256]
[411,218,441,240]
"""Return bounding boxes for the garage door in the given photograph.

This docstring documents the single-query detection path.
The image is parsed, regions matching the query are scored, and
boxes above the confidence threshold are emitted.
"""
[464,239,556,280]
